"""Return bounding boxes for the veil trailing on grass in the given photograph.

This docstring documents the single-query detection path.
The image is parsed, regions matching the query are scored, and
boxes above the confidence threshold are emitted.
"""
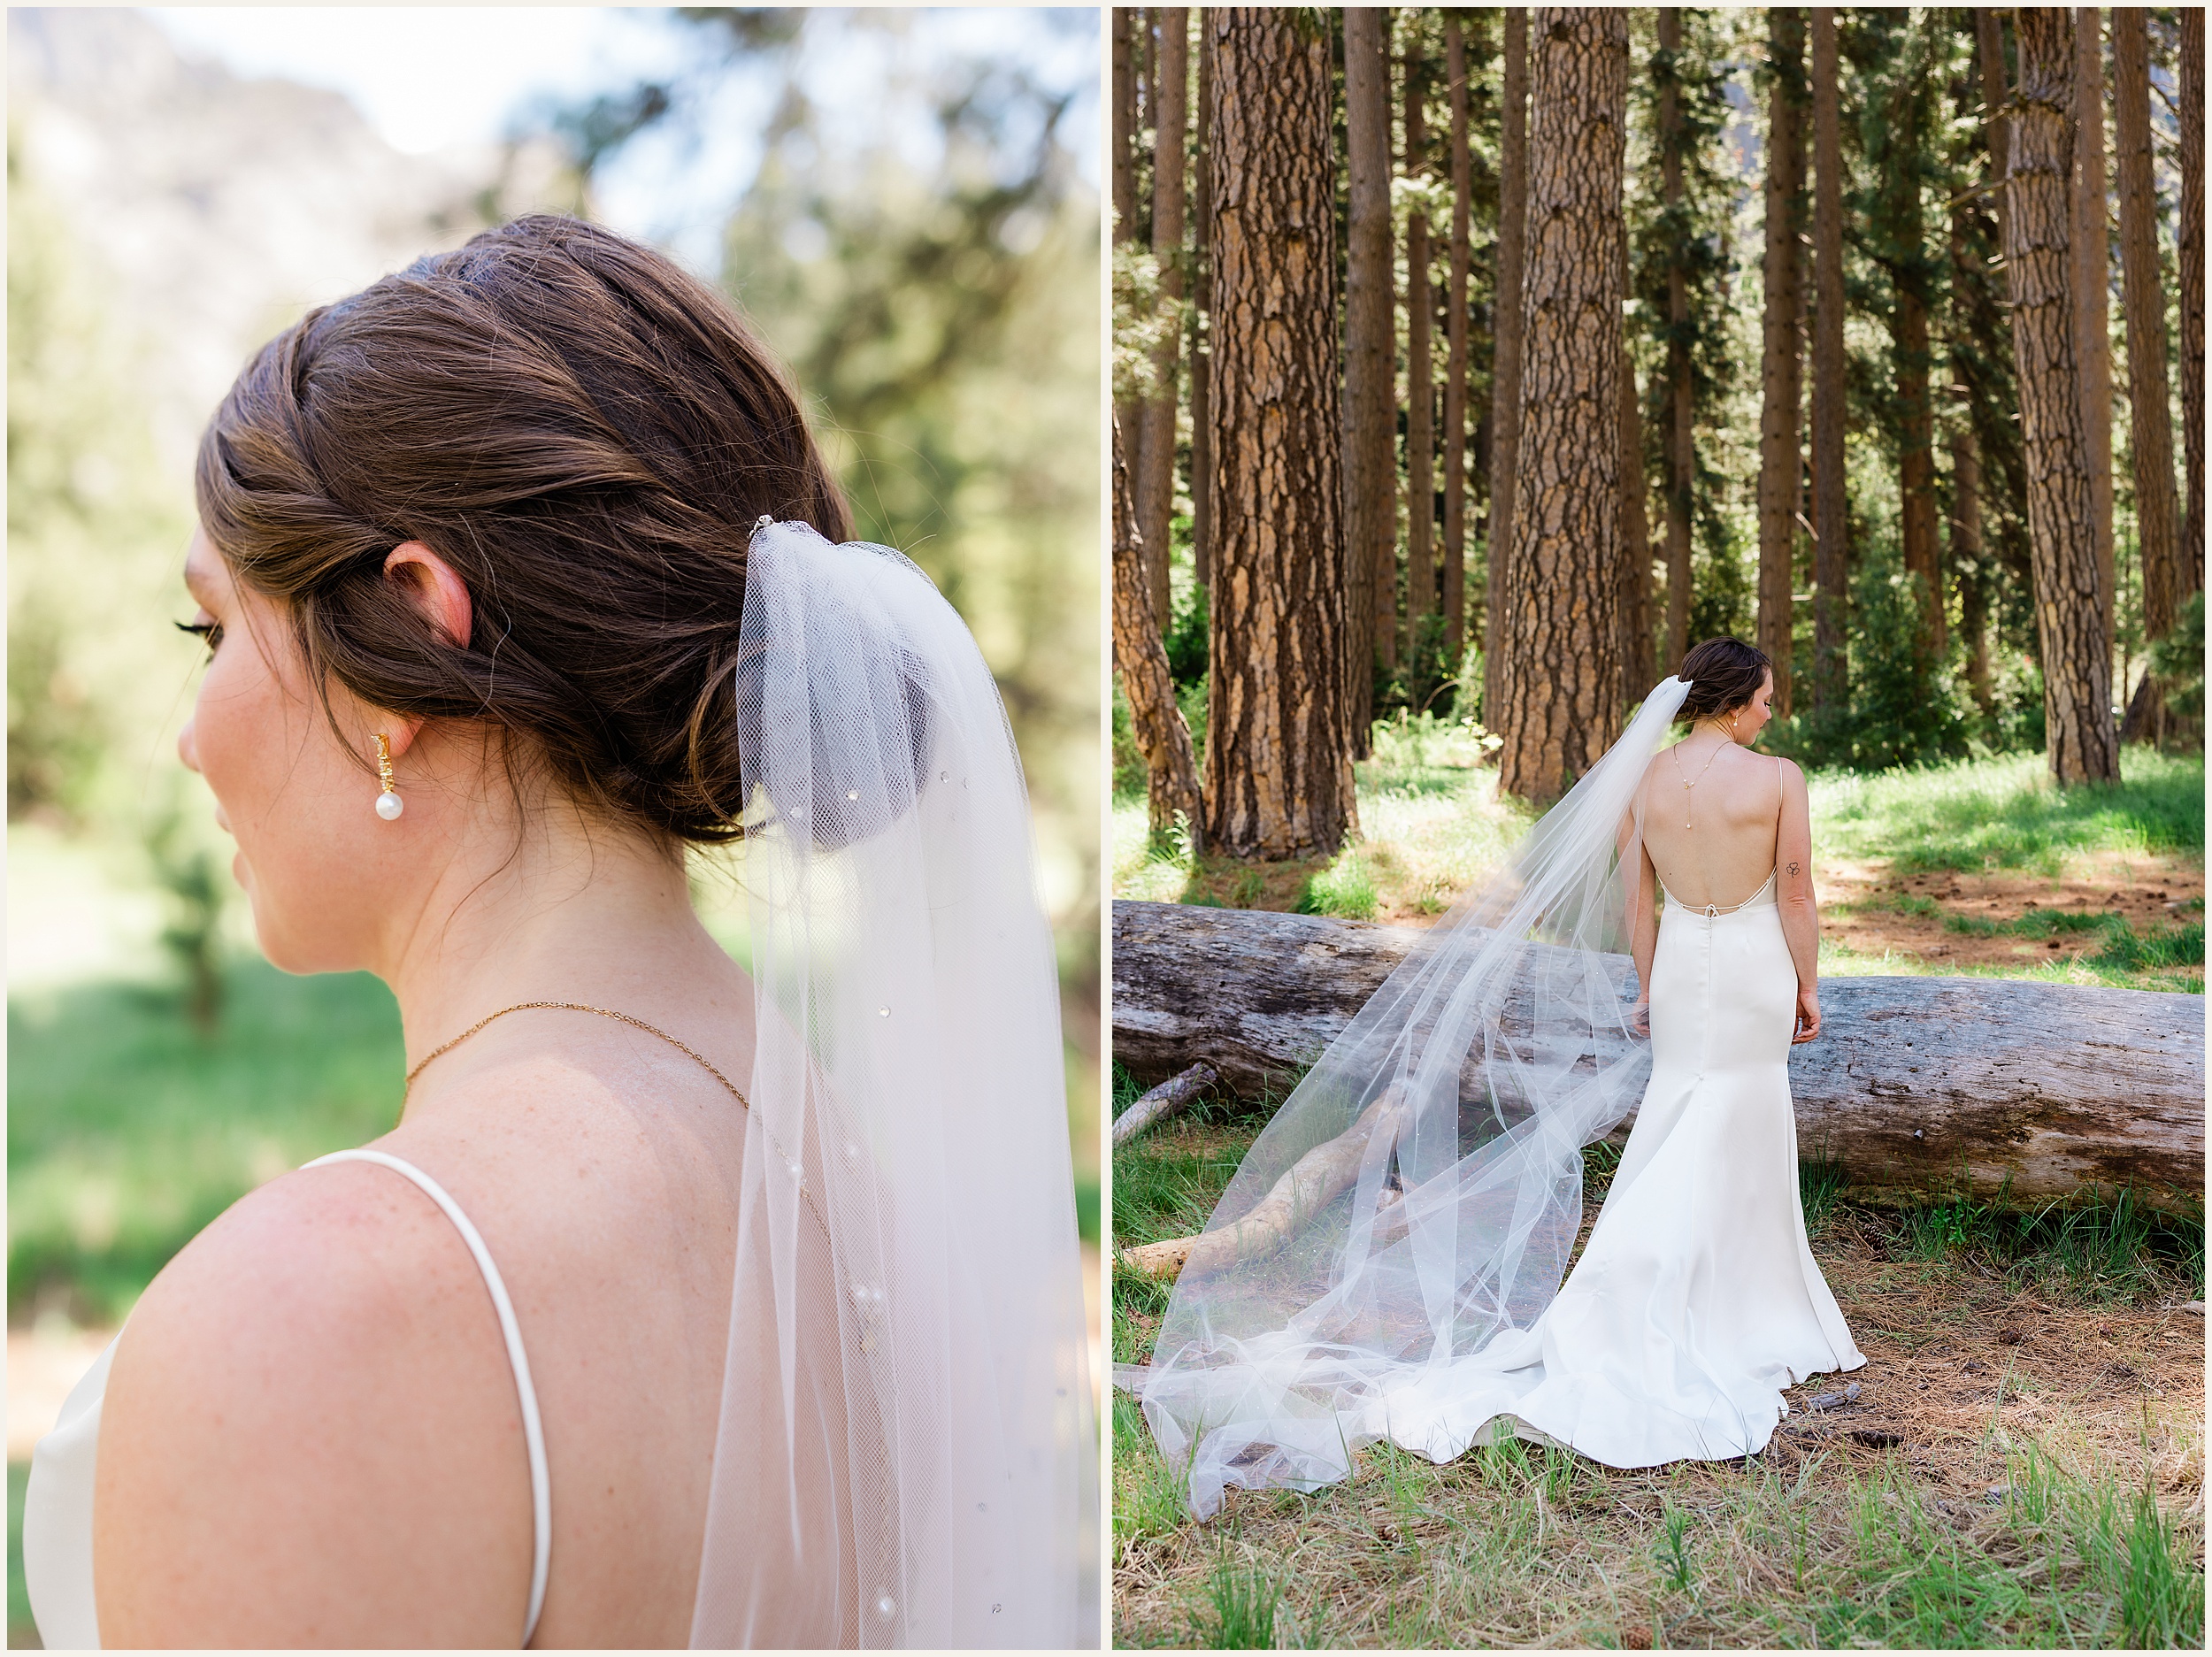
[691,520,1095,1645]
[1126,676,1694,1518]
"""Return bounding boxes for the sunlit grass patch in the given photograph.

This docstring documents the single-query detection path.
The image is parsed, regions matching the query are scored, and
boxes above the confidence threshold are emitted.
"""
[1810,749,2205,878]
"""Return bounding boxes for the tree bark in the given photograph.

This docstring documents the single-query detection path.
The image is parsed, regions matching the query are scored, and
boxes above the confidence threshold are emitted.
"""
[1205,7,1356,859]
[1952,423,1996,716]
[1899,284,1942,658]
[1810,8,1849,717]
[1114,6,1145,533]
[1657,8,1694,674]
[1111,900,2207,1211]
[1758,7,1807,717]
[2113,7,2180,741]
[1343,6,1394,743]
[2074,7,2117,671]
[1113,413,1205,843]
[2181,9,2205,599]
[1191,9,1216,592]
[1494,7,1627,806]
[1443,16,1472,679]
[1141,9,1190,627]
[1619,220,1652,693]
[1404,42,1437,684]
[2005,9,2119,786]
[1484,8,1530,727]
[1110,1061,1219,1148]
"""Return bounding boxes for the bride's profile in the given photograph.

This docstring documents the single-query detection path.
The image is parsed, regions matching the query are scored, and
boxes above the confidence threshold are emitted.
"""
[1129,636,1865,1515]
[23,215,1094,1647]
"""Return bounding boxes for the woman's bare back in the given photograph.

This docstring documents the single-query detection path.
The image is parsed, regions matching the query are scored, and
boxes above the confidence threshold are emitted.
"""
[1638,738,1785,909]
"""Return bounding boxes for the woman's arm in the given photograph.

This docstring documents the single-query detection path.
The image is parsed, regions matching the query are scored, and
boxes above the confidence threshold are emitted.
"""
[1620,782,1660,1035]
[94,1162,535,1647]
[1774,756,1822,1041]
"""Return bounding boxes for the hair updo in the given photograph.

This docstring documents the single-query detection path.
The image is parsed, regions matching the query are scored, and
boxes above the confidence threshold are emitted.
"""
[193,213,853,845]
[1676,636,1772,725]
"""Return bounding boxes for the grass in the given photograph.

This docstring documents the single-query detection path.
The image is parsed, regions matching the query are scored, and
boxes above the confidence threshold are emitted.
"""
[1807,748,2204,878]
[8,958,407,1327]
[1110,1069,2207,1648]
[7,1464,27,1650]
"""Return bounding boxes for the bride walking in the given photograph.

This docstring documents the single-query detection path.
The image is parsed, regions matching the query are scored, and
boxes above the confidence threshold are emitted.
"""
[23,215,1094,1646]
[1131,637,1865,1516]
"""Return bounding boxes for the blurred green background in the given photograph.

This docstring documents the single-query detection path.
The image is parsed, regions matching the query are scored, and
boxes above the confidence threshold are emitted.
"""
[7,12,1099,1638]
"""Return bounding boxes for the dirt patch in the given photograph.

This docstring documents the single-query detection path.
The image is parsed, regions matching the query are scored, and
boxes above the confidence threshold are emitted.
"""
[1820,850,2204,978]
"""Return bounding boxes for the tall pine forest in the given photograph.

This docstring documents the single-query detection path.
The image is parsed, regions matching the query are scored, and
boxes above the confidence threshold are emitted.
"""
[1114,6,2205,855]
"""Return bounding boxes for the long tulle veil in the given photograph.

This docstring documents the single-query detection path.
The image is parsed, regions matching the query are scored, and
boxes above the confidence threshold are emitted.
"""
[690,520,1096,1645]
[1126,677,1694,1517]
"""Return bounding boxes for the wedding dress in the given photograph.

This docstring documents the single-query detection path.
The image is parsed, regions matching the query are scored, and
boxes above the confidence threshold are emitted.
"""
[23,1152,553,1651]
[1128,678,1866,1517]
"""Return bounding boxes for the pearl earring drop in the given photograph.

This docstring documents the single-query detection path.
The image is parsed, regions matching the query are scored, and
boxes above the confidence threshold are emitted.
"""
[374,733,403,821]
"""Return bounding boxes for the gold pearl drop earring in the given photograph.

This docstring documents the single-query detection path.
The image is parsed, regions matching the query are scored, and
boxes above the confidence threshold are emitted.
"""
[374,733,403,821]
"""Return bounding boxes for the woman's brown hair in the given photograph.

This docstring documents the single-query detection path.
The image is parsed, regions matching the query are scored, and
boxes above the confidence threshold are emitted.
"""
[1677,636,1771,724]
[194,213,852,844]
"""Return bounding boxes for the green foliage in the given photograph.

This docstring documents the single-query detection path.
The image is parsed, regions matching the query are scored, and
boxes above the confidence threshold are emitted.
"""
[9,960,405,1324]
[2148,589,2207,726]
[1164,569,1208,688]
[1187,1540,1281,1650]
[1784,544,1970,771]
[1886,1185,2203,1302]
[1808,749,2204,875]
[1294,849,1379,921]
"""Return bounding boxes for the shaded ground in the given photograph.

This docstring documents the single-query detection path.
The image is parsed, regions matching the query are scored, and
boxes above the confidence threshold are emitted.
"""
[1112,1101,2207,1649]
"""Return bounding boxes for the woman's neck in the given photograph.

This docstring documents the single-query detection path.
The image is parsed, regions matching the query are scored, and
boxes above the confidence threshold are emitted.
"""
[369,786,724,1083]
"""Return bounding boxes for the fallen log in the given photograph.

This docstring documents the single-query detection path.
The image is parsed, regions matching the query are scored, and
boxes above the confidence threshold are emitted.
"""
[1112,900,2206,1211]
[1112,1062,1220,1147]
[1118,1089,1403,1278]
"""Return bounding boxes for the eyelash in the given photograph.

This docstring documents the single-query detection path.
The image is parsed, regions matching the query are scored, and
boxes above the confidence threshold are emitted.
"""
[176,619,223,656]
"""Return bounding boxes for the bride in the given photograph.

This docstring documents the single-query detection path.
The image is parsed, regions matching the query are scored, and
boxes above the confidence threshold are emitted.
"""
[23,216,1094,1646]
[1129,637,1865,1516]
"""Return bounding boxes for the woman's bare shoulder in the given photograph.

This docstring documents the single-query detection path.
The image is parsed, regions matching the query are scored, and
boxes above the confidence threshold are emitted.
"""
[96,1159,532,1645]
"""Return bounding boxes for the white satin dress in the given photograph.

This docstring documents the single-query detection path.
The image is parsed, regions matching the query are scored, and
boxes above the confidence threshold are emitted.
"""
[1362,869,1866,1467]
[21,1149,552,1650]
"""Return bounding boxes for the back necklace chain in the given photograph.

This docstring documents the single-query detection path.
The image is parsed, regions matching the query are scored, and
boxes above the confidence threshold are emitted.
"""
[400,1002,830,1234]
[1671,733,1729,829]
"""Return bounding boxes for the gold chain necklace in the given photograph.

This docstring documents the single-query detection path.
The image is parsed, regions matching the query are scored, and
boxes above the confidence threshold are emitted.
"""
[403,1001,830,1233]
[1670,734,1728,829]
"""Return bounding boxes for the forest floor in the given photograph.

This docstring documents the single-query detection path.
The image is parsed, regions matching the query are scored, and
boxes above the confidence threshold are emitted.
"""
[1110,1101,2207,1650]
[1110,737,2205,1646]
[1113,733,2206,993]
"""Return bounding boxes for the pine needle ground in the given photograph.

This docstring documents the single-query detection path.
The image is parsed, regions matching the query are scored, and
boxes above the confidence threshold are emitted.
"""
[1112,1095,2205,1650]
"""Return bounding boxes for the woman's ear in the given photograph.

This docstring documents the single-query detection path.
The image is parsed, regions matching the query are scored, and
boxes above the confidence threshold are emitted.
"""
[383,541,473,652]
[374,543,471,764]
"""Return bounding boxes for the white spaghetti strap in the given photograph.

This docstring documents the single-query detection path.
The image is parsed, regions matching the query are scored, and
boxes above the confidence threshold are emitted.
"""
[303,1149,550,1648]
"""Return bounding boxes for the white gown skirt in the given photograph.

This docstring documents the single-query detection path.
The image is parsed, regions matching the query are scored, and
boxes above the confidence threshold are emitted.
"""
[1361,883,1867,1469]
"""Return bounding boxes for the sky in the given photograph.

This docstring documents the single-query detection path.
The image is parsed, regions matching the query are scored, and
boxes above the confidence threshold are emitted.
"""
[143,6,1101,267]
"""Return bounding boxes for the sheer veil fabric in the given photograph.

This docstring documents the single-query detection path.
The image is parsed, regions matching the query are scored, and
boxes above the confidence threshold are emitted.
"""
[692,521,1095,1645]
[1126,678,1696,1518]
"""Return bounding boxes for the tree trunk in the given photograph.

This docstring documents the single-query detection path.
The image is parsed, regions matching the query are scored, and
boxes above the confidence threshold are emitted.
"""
[1952,423,1996,716]
[1978,10,2013,253]
[1404,44,1436,687]
[2113,7,2180,741]
[1110,899,2207,1213]
[1758,7,1807,717]
[1205,7,1356,859]
[1114,7,1145,537]
[1494,7,1627,806]
[1443,17,1472,683]
[1483,8,1530,728]
[1658,9,1694,673]
[1619,220,1653,693]
[2005,9,2119,786]
[2181,9,2204,599]
[1141,9,1190,627]
[1113,414,1206,844]
[1898,287,1942,657]
[2074,7,2116,672]
[1191,9,1216,593]
[1810,8,1849,717]
[1343,6,1393,746]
